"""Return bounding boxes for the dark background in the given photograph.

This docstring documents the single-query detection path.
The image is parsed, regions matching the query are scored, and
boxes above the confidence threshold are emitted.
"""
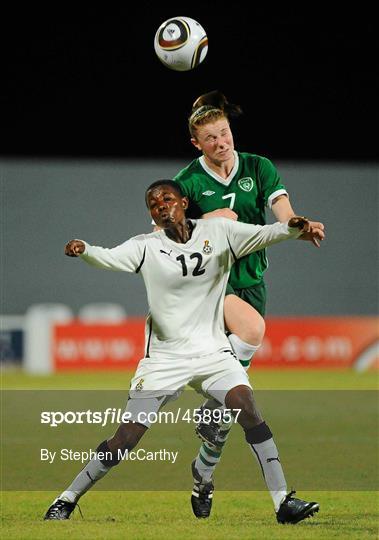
[2,3,377,161]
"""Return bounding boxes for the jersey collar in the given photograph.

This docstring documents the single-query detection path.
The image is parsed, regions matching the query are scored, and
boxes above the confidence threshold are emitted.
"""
[161,220,200,248]
[199,151,239,186]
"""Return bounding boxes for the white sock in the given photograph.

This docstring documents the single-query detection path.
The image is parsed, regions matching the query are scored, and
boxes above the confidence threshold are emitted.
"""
[59,455,111,503]
[249,438,287,511]
[228,333,260,369]
[195,445,221,483]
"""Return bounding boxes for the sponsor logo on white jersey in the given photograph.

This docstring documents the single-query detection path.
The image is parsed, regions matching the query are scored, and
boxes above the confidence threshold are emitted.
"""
[160,249,172,257]
[238,177,254,192]
[202,190,215,196]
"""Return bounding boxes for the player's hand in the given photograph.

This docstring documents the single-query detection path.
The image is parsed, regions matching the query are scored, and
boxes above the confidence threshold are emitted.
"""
[202,208,238,220]
[288,218,325,247]
[288,216,311,232]
[298,220,325,248]
[65,239,85,257]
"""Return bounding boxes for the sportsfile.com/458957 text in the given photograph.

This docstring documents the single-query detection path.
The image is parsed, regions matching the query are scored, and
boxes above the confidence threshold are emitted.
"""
[40,408,241,427]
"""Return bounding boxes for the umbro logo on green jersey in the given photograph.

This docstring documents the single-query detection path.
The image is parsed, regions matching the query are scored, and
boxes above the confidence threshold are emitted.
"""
[238,177,254,192]
[202,190,215,196]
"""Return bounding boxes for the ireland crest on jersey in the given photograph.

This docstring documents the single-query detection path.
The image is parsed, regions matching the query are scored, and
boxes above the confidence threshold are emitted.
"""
[238,177,254,192]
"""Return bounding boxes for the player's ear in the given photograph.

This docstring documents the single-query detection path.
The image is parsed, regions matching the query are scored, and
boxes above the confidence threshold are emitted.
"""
[191,137,201,151]
[182,197,189,210]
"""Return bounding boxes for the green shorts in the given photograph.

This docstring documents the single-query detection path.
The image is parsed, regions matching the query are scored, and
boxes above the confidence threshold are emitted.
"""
[225,281,267,317]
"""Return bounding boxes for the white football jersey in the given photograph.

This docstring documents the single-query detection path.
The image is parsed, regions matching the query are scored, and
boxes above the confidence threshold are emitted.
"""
[81,218,300,357]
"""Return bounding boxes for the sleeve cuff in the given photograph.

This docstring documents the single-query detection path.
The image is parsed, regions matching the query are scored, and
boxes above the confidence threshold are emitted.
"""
[286,224,302,238]
[77,240,89,256]
[267,189,288,209]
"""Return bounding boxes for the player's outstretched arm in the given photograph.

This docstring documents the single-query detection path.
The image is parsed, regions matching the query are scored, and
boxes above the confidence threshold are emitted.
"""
[226,215,312,260]
[65,237,145,273]
[65,240,85,257]
[271,195,325,248]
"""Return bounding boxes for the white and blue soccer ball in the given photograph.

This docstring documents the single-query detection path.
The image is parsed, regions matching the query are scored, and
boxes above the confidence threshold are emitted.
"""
[154,16,208,71]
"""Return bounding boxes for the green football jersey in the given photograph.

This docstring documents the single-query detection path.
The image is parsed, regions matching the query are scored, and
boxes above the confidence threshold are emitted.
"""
[174,152,287,289]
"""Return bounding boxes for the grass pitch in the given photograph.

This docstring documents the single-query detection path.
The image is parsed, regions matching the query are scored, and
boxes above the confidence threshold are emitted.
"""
[2,367,378,390]
[2,491,378,540]
[1,368,378,539]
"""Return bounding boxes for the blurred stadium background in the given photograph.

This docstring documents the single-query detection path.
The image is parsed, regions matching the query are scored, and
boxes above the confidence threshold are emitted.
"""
[1,159,378,373]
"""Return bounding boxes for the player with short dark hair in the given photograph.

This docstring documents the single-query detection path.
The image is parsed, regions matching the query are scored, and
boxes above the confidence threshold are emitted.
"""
[144,179,184,206]
[44,181,320,524]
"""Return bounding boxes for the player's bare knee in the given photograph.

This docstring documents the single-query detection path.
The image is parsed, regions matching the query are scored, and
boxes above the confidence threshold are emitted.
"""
[224,297,265,346]
[245,314,265,345]
[225,385,263,429]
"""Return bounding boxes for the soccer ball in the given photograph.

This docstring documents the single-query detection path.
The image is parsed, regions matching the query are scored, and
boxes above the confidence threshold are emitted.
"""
[154,16,208,71]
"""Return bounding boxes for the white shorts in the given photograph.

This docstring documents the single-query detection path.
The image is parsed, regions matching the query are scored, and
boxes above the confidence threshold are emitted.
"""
[126,348,252,427]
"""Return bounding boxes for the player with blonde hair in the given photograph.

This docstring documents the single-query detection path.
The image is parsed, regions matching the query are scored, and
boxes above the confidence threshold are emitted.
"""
[173,91,325,516]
